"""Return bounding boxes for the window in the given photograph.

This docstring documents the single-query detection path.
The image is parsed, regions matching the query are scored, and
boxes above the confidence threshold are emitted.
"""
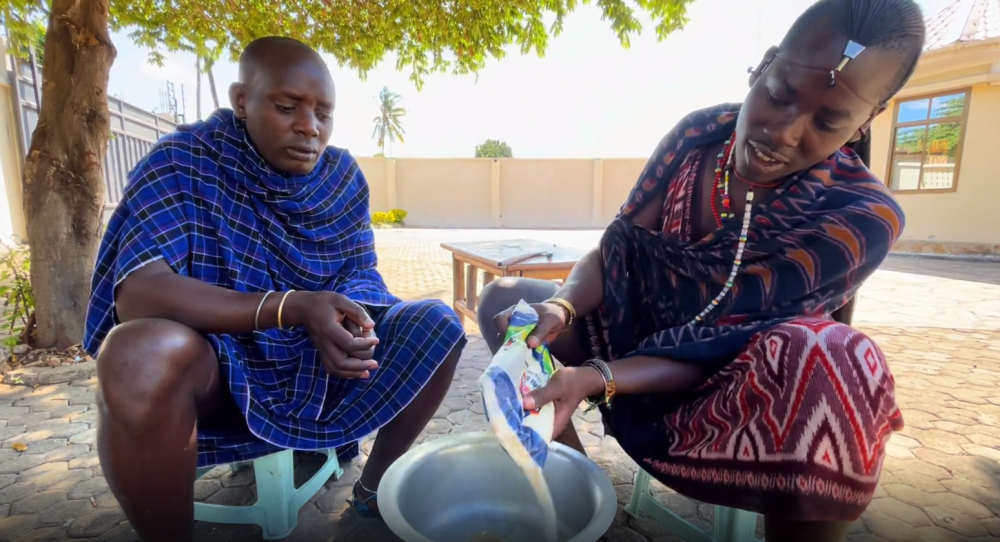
[888,91,969,191]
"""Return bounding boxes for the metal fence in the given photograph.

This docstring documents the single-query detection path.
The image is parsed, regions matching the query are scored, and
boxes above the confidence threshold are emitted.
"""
[7,56,178,209]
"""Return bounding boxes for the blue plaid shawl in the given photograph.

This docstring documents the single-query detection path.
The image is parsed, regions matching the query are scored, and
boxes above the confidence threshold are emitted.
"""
[84,109,465,466]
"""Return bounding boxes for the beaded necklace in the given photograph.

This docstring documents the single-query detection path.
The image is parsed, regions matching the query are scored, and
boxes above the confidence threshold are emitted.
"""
[710,140,734,226]
[689,137,754,325]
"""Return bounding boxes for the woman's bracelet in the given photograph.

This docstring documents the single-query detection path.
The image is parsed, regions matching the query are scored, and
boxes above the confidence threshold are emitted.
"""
[582,358,616,410]
[544,297,577,327]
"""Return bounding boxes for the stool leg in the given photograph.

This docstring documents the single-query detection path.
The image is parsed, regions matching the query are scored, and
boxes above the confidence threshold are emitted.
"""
[252,449,297,540]
[626,469,652,518]
[626,469,715,542]
[714,506,760,542]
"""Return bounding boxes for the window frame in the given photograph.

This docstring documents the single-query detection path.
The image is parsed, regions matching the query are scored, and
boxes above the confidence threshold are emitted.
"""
[884,88,971,194]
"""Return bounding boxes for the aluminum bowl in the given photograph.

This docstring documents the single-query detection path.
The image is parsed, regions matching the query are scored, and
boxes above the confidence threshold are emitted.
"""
[378,431,616,542]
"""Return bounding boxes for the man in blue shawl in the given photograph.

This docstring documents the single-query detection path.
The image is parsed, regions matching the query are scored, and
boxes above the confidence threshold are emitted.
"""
[83,37,466,541]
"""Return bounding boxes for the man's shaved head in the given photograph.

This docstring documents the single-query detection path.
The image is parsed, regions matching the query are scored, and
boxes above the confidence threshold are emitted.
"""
[237,36,331,86]
[229,36,336,176]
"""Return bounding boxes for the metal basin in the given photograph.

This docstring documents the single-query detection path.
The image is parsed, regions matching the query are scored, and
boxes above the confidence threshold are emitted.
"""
[378,431,616,542]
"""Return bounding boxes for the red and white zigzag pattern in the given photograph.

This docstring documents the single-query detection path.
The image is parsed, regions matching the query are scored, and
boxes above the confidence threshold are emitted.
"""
[647,319,902,509]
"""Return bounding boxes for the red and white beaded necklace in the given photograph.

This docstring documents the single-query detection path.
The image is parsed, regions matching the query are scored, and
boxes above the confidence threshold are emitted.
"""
[689,137,753,325]
[688,40,872,326]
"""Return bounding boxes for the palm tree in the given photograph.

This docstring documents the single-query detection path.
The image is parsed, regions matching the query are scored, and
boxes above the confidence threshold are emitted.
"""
[195,56,202,118]
[372,87,406,156]
[195,56,220,119]
[206,60,220,109]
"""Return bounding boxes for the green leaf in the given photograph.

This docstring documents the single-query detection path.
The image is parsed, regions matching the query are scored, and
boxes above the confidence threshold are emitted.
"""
[0,0,699,89]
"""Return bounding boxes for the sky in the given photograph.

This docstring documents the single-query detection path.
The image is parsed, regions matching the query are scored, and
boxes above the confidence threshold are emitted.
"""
[107,0,951,159]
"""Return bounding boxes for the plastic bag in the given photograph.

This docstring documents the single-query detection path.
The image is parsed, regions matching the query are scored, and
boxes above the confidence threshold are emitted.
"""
[479,299,556,468]
[479,300,558,541]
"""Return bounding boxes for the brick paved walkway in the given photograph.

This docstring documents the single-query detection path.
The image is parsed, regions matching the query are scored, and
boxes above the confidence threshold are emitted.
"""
[1,229,998,542]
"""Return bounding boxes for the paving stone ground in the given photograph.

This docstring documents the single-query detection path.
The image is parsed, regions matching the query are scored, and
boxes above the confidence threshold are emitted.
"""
[0,228,998,542]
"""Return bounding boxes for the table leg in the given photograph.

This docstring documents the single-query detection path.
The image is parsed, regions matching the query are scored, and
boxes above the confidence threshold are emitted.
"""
[452,255,466,326]
[465,264,478,317]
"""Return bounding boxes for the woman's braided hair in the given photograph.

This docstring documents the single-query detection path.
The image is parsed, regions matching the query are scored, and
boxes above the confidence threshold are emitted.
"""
[781,0,927,103]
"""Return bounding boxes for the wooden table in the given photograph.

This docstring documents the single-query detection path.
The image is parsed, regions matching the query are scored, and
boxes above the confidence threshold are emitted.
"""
[440,239,586,327]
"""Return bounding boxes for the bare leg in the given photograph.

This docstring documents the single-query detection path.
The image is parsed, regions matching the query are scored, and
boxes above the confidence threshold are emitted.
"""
[554,425,586,454]
[764,517,851,542]
[354,342,465,507]
[97,318,229,542]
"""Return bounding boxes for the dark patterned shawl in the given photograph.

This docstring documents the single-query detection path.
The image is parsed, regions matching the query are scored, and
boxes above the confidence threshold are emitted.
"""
[596,103,903,365]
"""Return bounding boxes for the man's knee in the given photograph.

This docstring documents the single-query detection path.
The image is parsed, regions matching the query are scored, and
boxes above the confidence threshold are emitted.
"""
[422,300,465,370]
[96,318,215,432]
[442,339,464,372]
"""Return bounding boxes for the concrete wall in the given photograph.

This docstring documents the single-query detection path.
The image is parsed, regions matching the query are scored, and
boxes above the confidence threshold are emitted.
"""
[0,43,26,241]
[0,33,992,252]
[0,69,651,236]
[871,83,1000,251]
[357,157,648,229]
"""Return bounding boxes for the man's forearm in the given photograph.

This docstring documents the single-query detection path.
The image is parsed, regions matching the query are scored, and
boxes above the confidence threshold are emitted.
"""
[551,248,604,316]
[115,260,288,335]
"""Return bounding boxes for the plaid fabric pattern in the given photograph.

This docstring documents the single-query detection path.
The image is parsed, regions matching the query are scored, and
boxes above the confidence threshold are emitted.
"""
[84,109,466,467]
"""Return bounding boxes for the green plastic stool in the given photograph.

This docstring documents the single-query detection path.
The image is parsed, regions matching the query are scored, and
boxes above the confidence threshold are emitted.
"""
[626,469,761,542]
[194,448,344,540]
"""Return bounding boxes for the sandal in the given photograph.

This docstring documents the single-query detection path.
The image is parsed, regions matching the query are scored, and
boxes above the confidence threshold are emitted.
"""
[348,479,381,519]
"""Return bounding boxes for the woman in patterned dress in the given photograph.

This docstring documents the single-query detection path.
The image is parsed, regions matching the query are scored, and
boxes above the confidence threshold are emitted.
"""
[478,0,925,539]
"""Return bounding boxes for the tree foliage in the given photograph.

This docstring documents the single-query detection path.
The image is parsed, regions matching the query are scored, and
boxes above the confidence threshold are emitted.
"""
[9,17,46,63]
[0,0,697,347]
[372,87,406,156]
[475,139,514,158]
[1,1,46,59]
[5,0,696,89]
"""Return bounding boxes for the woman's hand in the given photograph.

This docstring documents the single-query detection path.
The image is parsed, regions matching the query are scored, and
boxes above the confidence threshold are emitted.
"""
[492,301,570,349]
[523,366,606,439]
[284,292,380,379]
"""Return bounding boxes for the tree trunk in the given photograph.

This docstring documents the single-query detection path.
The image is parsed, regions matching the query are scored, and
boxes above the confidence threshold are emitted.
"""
[207,64,220,109]
[23,0,116,348]
[195,56,202,119]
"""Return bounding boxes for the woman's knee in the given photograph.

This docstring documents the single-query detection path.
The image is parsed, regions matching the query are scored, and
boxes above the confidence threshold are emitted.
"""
[477,277,559,330]
[96,318,216,432]
[759,319,894,395]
